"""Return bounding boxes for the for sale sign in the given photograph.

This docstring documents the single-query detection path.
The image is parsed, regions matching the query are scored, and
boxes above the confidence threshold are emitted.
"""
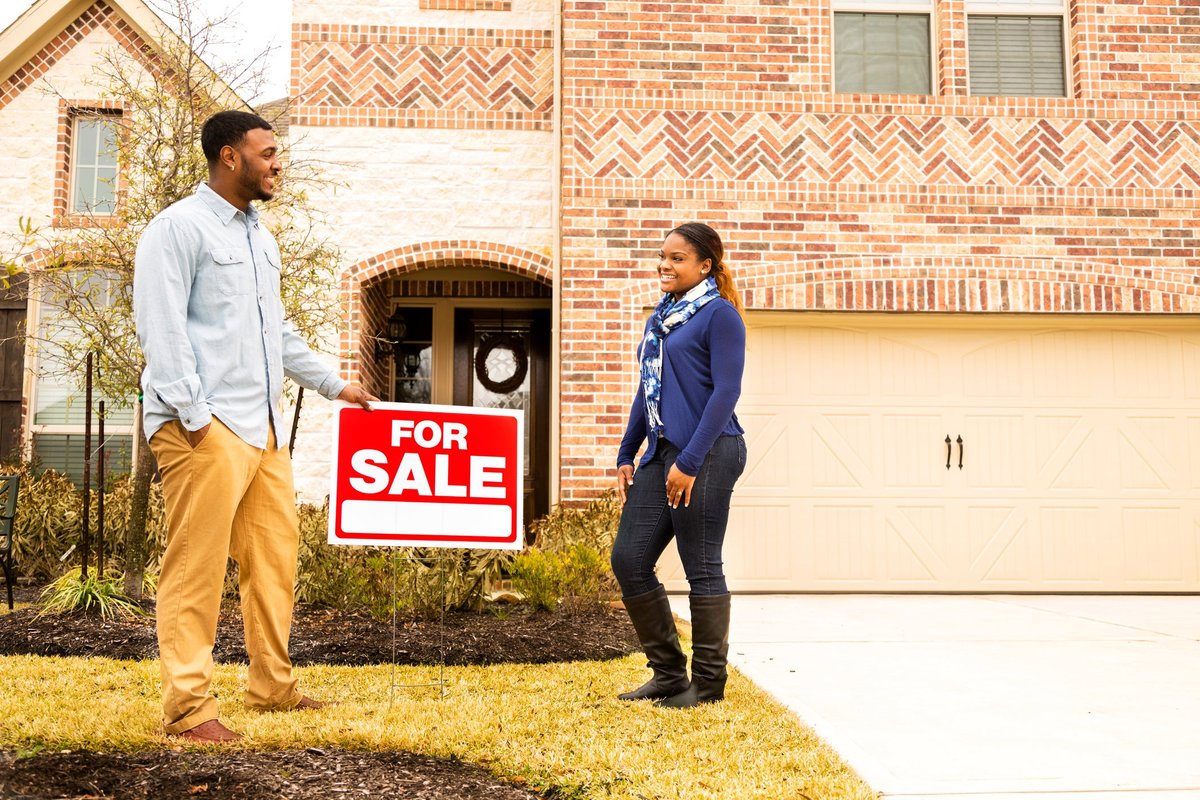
[328,402,524,549]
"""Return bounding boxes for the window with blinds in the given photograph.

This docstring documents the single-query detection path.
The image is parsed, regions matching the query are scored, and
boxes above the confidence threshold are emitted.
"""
[31,271,135,485]
[834,12,932,95]
[967,15,1066,96]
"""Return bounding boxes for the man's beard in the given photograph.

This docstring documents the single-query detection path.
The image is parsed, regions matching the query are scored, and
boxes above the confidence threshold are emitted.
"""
[239,169,274,202]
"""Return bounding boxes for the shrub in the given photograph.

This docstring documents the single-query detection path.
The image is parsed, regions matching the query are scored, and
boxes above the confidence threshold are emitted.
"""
[295,500,512,620]
[509,543,610,614]
[528,491,621,556]
[1,464,167,584]
[6,468,514,619]
[37,567,145,619]
[519,491,622,605]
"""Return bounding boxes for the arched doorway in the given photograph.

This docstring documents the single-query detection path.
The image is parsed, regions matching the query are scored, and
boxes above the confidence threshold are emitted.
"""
[357,258,553,526]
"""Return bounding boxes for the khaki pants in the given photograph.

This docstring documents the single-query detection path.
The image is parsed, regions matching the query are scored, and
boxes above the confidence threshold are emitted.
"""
[150,418,303,734]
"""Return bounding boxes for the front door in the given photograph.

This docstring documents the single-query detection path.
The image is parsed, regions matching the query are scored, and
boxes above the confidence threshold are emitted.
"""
[453,308,550,526]
[386,303,551,527]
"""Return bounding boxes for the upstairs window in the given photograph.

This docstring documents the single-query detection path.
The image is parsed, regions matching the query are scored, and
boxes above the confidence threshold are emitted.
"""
[834,3,933,95]
[69,113,119,215]
[967,1,1067,96]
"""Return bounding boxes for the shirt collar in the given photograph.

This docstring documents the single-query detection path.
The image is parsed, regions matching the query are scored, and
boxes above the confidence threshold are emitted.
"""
[196,182,259,224]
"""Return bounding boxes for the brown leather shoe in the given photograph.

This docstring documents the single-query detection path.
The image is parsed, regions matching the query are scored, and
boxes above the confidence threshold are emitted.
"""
[292,695,327,711]
[171,719,242,743]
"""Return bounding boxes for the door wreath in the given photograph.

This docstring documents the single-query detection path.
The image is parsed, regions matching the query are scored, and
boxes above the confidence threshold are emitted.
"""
[474,332,528,394]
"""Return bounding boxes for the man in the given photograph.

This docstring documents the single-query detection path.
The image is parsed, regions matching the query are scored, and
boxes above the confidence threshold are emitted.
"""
[133,110,376,743]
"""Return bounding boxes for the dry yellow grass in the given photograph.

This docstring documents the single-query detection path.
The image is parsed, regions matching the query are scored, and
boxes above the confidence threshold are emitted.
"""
[0,653,877,800]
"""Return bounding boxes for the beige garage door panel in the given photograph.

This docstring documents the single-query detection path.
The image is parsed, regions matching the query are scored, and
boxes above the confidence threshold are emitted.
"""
[659,316,1200,593]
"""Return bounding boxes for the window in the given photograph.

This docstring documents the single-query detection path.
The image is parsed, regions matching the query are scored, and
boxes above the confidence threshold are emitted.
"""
[967,1,1067,96]
[70,113,119,215]
[30,272,134,485]
[835,10,932,95]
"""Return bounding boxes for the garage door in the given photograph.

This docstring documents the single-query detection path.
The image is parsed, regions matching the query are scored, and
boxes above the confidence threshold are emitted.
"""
[661,314,1200,592]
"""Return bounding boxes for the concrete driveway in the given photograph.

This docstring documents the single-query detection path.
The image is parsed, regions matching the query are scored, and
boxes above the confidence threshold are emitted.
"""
[671,594,1200,799]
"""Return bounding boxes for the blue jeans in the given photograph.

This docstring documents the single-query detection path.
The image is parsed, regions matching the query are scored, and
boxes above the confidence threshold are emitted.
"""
[611,435,747,597]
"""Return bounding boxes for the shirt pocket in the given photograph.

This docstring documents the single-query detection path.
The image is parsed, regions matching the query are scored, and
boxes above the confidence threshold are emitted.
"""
[209,248,252,296]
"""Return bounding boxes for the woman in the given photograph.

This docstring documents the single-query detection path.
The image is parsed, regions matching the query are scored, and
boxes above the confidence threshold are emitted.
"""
[611,222,747,708]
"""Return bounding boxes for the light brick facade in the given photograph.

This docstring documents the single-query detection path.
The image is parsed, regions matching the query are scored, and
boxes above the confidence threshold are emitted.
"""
[288,0,557,498]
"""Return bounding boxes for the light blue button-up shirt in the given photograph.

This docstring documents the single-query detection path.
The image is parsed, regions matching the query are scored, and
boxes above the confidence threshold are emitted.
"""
[134,183,346,449]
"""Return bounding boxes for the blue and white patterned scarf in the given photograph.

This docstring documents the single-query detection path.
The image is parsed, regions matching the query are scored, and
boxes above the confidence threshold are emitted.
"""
[641,277,721,437]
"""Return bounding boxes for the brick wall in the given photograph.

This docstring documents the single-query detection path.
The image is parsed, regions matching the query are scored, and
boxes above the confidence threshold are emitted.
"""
[557,0,1200,502]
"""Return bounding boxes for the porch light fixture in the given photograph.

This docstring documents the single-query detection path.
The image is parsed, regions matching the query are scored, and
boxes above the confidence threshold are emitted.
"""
[374,308,407,363]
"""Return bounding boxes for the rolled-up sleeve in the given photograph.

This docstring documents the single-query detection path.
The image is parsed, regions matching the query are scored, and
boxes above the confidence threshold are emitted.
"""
[281,319,347,401]
[134,218,211,431]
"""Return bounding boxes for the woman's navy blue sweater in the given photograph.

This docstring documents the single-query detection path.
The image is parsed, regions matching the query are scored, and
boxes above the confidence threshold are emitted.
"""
[617,298,745,476]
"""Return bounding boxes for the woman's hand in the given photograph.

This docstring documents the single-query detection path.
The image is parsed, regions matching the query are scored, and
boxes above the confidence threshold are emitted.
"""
[616,464,635,505]
[665,464,696,508]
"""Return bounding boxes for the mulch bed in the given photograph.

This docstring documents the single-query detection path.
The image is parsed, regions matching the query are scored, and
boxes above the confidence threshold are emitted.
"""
[0,588,642,799]
[0,600,640,667]
[0,748,551,799]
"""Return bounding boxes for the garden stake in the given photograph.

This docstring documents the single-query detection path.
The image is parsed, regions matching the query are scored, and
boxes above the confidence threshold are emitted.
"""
[81,352,92,580]
[97,399,105,577]
[288,386,304,456]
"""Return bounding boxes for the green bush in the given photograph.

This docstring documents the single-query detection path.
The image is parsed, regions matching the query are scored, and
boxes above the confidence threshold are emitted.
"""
[528,491,621,556]
[4,466,514,619]
[295,500,512,620]
[37,567,145,620]
[518,491,621,606]
[0,463,168,583]
[509,543,610,614]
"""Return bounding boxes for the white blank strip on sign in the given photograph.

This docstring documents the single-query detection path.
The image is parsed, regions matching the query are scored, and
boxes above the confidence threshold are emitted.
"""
[341,500,512,539]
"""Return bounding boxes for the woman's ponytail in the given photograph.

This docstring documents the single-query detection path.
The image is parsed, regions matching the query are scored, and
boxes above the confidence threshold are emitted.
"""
[670,222,746,321]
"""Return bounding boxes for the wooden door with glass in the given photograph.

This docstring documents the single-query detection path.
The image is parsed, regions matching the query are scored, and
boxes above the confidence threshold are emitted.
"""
[387,303,550,525]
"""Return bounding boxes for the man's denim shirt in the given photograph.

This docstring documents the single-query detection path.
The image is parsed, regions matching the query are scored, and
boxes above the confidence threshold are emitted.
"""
[134,183,346,449]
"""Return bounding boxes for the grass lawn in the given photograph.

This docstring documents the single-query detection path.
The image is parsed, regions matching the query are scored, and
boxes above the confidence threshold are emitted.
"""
[0,650,877,799]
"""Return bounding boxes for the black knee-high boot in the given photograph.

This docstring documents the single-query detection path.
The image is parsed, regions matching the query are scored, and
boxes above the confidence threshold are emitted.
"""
[657,593,731,708]
[618,585,691,701]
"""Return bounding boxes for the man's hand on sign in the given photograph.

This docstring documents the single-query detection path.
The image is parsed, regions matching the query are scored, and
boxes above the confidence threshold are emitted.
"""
[339,384,378,411]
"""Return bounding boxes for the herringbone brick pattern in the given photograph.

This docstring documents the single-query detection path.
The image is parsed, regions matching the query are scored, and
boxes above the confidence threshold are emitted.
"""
[293,25,552,130]
[421,0,512,9]
[570,111,1200,188]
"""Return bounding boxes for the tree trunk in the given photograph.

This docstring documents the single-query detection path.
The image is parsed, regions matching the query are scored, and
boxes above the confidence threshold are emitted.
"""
[122,410,155,600]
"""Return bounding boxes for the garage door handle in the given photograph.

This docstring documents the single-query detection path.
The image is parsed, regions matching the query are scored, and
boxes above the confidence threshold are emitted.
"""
[957,435,964,470]
[945,435,952,470]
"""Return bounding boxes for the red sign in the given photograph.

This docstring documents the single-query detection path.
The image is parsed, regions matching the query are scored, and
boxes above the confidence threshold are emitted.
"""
[328,402,524,549]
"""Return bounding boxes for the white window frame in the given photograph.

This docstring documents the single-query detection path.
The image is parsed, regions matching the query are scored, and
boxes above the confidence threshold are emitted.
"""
[67,112,120,216]
[832,0,937,97]
[964,0,1070,98]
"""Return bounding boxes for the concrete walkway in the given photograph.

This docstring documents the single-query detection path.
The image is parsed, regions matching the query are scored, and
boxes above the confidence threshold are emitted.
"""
[671,594,1200,799]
